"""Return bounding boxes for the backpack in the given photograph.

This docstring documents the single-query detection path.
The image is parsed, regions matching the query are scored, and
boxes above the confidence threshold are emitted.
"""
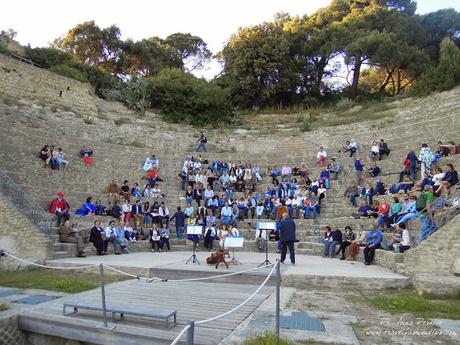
[416,193,427,211]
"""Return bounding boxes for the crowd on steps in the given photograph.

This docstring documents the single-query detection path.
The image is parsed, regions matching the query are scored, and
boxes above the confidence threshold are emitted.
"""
[42,132,460,267]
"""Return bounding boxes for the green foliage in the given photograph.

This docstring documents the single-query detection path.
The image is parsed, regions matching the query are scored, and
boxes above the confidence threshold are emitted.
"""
[0,41,8,54]
[367,293,460,320]
[0,268,127,293]
[413,38,460,95]
[0,303,7,312]
[122,78,150,112]
[335,98,356,110]
[26,47,73,68]
[164,32,212,72]
[147,68,233,126]
[49,64,88,82]
[241,332,293,345]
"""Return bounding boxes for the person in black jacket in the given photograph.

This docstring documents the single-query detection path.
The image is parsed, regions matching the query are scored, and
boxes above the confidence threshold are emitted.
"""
[90,220,107,255]
[324,226,342,258]
[279,213,296,265]
[170,206,186,240]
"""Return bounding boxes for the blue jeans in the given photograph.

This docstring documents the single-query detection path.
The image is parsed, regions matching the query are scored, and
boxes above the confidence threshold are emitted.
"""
[324,240,340,257]
[176,225,184,240]
[419,215,437,241]
[396,212,418,225]
[196,142,207,152]
[305,206,317,219]
[222,216,231,225]
[350,193,358,207]
[377,215,387,228]
[409,164,416,180]
[133,190,142,201]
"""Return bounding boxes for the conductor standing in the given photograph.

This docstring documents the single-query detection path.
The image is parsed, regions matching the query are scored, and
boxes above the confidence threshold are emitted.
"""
[279,212,296,265]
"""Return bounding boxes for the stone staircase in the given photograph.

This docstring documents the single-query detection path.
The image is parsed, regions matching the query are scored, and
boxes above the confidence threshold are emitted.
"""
[1,83,460,275]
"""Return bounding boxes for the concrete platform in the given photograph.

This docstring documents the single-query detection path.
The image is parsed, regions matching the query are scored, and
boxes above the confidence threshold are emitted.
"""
[47,251,410,290]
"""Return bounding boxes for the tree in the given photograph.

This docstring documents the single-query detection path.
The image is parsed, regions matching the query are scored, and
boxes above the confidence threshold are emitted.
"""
[164,33,211,72]
[56,21,122,74]
[221,15,299,108]
[119,38,181,78]
[0,28,17,42]
[421,9,460,59]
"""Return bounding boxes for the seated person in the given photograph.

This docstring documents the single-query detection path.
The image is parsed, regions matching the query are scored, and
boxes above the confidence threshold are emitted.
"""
[95,199,106,216]
[352,200,372,219]
[79,146,93,158]
[75,196,95,216]
[391,223,410,253]
[39,145,51,167]
[323,226,342,258]
[59,221,88,257]
[149,226,161,252]
[347,229,368,260]
[364,225,383,265]
[120,180,131,200]
[436,163,458,198]
[49,192,70,226]
[368,162,381,178]
[55,148,69,171]
[159,223,171,251]
[378,139,390,159]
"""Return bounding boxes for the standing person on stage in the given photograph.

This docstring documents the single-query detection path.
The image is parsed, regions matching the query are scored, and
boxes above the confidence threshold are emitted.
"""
[279,212,296,265]
[196,131,208,152]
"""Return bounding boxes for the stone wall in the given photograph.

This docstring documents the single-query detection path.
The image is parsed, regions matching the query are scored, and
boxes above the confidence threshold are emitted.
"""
[404,213,460,296]
[0,54,97,115]
[0,194,53,267]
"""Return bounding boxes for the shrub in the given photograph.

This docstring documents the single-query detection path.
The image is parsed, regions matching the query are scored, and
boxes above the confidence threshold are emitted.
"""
[146,68,233,126]
[49,64,88,82]
[0,303,7,312]
[25,47,72,69]
[335,98,356,110]
[121,79,150,112]
[0,42,8,54]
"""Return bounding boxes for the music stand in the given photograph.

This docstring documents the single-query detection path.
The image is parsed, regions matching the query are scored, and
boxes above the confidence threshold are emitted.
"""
[257,221,276,267]
[225,236,244,265]
[186,225,203,265]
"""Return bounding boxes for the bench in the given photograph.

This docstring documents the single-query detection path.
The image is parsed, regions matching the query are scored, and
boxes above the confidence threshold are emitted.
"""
[63,302,177,329]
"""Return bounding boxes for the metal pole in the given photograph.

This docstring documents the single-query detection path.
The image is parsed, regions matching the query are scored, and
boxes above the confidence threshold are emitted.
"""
[99,263,108,328]
[186,321,195,345]
[276,260,281,345]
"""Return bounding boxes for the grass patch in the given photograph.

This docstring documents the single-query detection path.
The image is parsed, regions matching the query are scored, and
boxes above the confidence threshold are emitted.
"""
[0,268,128,294]
[113,117,131,126]
[83,115,94,125]
[361,293,460,320]
[0,303,8,312]
[241,333,337,345]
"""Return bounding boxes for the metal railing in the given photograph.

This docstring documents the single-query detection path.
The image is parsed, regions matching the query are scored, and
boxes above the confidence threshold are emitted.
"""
[0,169,55,239]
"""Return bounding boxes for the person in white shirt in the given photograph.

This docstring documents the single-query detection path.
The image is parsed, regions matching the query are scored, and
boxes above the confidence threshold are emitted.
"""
[370,141,380,161]
[392,223,411,253]
[104,221,119,254]
[158,202,170,225]
[316,147,327,167]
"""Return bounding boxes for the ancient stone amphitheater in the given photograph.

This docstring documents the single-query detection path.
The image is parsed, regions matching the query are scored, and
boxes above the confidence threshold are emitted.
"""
[0,52,459,299]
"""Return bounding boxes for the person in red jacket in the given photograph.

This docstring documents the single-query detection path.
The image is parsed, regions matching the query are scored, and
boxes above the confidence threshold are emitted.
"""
[49,192,70,226]
[377,197,390,230]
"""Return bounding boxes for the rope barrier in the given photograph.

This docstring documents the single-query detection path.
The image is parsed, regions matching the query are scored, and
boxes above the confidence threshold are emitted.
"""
[1,251,100,270]
[170,324,191,345]
[103,264,163,282]
[195,261,278,325]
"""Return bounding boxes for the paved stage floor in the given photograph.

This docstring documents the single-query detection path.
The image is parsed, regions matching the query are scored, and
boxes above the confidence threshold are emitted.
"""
[48,251,408,282]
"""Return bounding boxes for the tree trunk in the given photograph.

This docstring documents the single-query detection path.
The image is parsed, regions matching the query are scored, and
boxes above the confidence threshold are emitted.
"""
[396,70,402,94]
[379,68,394,93]
[350,55,362,98]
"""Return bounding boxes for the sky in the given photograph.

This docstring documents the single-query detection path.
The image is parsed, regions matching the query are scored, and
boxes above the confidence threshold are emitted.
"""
[2,0,460,79]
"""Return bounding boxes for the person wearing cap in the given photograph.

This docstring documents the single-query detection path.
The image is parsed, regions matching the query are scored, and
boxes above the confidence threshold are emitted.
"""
[49,192,70,226]
[419,185,435,241]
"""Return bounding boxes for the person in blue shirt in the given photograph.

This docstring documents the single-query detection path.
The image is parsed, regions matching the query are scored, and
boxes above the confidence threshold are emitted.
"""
[115,223,129,254]
[354,158,364,185]
[159,223,171,251]
[324,226,342,258]
[364,225,383,265]
[319,168,331,189]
